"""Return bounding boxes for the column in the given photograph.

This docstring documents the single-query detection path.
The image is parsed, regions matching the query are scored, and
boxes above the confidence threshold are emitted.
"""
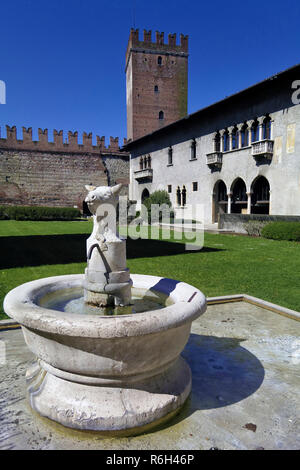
[227,192,232,214]
[246,192,252,214]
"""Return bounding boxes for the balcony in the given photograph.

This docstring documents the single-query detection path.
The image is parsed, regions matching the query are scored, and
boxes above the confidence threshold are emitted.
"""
[134,168,153,182]
[206,152,223,170]
[252,139,273,160]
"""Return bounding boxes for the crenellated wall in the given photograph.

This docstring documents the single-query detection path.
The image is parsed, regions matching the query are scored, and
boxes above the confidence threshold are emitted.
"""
[0,125,128,154]
[0,125,129,209]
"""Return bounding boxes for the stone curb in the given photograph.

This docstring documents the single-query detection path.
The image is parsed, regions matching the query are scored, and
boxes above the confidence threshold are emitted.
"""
[1,293,299,331]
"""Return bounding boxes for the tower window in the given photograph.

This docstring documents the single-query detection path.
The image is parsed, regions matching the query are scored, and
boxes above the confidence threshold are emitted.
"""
[154,85,159,93]
[190,138,197,159]
[157,56,162,65]
[159,110,164,120]
[168,146,173,165]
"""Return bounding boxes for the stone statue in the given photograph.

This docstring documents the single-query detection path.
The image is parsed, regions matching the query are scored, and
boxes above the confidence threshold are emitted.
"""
[84,184,132,307]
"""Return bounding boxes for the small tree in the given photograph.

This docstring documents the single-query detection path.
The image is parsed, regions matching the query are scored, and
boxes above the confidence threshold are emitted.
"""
[142,190,174,224]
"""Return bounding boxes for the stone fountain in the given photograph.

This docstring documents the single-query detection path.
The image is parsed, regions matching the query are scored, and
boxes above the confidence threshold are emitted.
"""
[3,184,206,434]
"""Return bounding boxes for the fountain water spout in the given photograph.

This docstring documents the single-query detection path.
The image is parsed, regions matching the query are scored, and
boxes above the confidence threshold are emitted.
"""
[83,184,132,307]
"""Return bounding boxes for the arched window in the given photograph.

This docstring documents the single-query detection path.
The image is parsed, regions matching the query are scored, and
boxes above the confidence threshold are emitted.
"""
[231,126,239,150]
[159,110,164,120]
[176,186,181,206]
[262,115,272,140]
[251,176,270,214]
[141,188,150,203]
[168,146,173,165]
[251,120,259,142]
[190,138,197,159]
[241,123,249,147]
[154,85,159,93]
[147,155,151,168]
[182,186,187,206]
[214,132,221,152]
[231,178,247,213]
[223,129,229,151]
[157,56,162,65]
[139,157,143,170]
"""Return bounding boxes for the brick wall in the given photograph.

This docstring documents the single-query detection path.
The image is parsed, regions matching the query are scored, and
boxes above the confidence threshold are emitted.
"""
[0,126,129,209]
[126,29,188,141]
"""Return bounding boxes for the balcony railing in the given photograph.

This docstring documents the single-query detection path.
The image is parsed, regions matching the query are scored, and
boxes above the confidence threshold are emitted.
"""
[134,168,153,182]
[251,139,273,160]
[206,151,223,169]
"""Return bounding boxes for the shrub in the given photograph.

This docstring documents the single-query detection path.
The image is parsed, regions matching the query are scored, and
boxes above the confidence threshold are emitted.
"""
[0,205,81,221]
[261,222,300,241]
[0,206,9,220]
[243,220,268,237]
[142,190,174,224]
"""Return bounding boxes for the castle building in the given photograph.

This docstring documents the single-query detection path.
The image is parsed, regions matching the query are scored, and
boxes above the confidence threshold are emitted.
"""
[124,38,300,225]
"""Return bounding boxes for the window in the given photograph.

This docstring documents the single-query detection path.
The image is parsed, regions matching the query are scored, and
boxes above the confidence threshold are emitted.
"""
[159,110,164,120]
[168,146,173,165]
[176,186,181,206]
[223,130,229,151]
[251,120,259,142]
[241,123,249,147]
[193,182,198,191]
[231,126,239,150]
[158,56,162,65]
[214,132,221,152]
[190,139,197,159]
[154,85,159,93]
[182,186,187,206]
[263,115,272,140]
[168,185,172,193]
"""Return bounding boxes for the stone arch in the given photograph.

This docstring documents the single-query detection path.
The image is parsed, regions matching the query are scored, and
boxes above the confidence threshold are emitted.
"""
[212,180,228,222]
[141,188,150,203]
[230,177,247,213]
[250,175,270,214]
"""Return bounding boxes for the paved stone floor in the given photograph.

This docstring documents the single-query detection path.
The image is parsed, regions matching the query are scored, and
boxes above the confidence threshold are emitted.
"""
[0,301,299,450]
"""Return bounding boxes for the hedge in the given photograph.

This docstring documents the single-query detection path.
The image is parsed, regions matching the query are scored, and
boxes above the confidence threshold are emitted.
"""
[0,205,81,221]
[261,222,300,241]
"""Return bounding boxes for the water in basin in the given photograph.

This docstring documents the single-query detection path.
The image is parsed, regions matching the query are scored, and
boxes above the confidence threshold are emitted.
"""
[38,286,169,316]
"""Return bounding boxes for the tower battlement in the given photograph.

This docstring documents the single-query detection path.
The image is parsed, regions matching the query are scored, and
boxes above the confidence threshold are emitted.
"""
[0,126,128,155]
[126,28,188,66]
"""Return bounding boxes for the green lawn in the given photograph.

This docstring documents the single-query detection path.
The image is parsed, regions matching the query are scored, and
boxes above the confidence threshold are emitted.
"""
[1,220,299,319]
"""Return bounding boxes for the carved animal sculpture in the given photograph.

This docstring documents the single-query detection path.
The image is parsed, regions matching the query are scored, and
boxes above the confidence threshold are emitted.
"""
[85,184,123,252]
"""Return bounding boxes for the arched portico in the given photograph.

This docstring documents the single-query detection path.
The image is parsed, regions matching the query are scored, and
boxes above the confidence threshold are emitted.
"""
[230,178,247,214]
[212,180,228,222]
[251,176,270,214]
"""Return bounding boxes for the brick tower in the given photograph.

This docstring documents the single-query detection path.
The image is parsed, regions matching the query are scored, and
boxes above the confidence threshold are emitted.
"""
[125,29,188,142]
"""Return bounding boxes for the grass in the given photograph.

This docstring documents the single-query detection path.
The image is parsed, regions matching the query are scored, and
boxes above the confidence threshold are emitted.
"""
[0,220,299,319]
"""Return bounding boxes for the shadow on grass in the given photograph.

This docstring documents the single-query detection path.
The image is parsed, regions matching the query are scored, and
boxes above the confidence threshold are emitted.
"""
[0,234,224,269]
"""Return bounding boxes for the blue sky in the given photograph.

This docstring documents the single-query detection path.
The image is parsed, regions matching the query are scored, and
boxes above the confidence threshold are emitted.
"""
[0,0,300,145]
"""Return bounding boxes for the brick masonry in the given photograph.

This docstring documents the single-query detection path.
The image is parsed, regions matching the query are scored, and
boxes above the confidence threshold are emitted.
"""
[0,126,129,209]
[126,29,188,141]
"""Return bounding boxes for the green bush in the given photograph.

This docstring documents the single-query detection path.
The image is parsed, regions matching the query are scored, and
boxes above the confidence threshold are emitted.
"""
[261,222,300,241]
[0,206,9,220]
[0,205,81,221]
[142,190,174,224]
[243,220,268,237]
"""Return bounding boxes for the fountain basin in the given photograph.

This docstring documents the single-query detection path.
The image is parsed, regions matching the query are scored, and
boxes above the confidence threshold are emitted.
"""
[4,273,206,434]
